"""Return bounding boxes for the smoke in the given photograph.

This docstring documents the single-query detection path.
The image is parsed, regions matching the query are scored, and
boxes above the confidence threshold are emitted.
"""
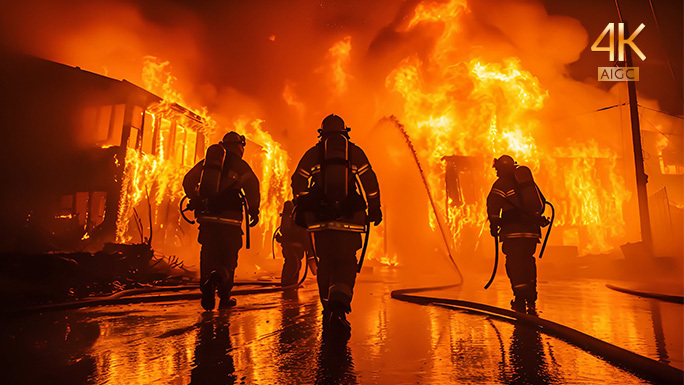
[1,0,681,277]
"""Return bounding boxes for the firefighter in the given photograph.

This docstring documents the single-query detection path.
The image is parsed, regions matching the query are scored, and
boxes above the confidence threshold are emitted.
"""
[276,200,312,286]
[183,132,260,311]
[291,114,382,338]
[487,155,543,315]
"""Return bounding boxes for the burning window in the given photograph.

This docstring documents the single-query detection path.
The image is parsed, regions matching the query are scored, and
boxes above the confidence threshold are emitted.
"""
[59,192,107,230]
[184,129,198,166]
[81,104,125,147]
[157,118,172,159]
[127,106,144,150]
[173,124,186,163]
[657,136,683,175]
[443,155,479,207]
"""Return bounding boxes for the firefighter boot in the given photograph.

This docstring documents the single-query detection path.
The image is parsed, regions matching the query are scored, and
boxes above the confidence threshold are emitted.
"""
[200,271,221,311]
[510,298,526,313]
[326,300,351,340]
[218,297,237,309]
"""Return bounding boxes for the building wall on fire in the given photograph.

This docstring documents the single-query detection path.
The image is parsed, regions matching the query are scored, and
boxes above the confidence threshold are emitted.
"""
[0,52,205,255]
[642,130,683,257]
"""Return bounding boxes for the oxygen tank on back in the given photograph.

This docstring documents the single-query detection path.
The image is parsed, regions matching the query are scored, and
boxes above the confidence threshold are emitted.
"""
[199,144,226,198]
[322,133,349,208]
[514,165,544,216]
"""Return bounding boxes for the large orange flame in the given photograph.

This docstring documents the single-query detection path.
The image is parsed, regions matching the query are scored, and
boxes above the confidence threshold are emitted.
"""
[115,58,290,257]
[386,0,629,254]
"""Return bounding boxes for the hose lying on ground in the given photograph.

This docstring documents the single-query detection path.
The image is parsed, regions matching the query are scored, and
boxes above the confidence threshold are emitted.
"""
[2,264,309,317]
[391,286,683,385]
[606,284,684,305]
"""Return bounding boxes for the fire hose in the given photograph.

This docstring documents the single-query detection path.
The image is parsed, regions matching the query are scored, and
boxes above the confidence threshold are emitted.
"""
[484,234,499,290]
[238,190,251,249]
[385,115,463,281]
[179,196,195,225]
[272,225,281,259]
[357,224,371,273]
[538,201,555,259]
[390,285,683,385]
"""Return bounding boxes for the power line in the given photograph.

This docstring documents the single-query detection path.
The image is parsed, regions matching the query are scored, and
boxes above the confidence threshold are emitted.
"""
[639,108,682,139]
[550,102,628,122]
[638,104,684,120]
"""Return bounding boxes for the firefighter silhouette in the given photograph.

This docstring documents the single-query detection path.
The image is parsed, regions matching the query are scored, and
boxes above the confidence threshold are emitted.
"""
[183,131,260,311]
[276,200,312,286]
[487,155,546,315]
[291,114,382,338]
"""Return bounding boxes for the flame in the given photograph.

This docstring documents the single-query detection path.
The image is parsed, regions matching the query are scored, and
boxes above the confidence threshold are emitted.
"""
[142,56,186,107]
[327,36,352,94]
[282,81,305,113]
[115,145,187,243]
[233,118,291,245]
[386,0,630,254]
[115,59,290,254]
[550,141,629,252]
[365,220,398,267]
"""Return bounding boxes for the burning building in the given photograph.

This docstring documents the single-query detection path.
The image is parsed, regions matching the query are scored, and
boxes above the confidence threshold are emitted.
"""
[0,52,211,260]
[0,0,681,276]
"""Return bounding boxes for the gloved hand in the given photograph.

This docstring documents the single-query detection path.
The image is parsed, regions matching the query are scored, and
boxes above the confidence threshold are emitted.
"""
[539,216,551,228]
[367,206,383,226]
[490,224,499,237]
[249,210,259,227]
[489,217,500,237]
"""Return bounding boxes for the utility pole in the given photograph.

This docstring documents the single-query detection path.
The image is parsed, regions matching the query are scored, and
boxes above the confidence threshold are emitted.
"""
[624,22,653,251]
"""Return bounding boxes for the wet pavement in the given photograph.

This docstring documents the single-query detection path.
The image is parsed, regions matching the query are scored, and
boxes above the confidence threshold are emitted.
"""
[1,267,682,384]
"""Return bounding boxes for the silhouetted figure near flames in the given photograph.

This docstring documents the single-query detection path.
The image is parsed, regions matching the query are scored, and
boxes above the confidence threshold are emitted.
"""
[183,132,260,311]
[276,200,312,286]
[487,155,547,315]
[291,114,382,339]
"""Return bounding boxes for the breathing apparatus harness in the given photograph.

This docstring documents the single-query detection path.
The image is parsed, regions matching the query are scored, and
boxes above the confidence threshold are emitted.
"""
[180,193,253,249]
[180,133,253,249]
[485,159,554,289]
[292,119,372,273]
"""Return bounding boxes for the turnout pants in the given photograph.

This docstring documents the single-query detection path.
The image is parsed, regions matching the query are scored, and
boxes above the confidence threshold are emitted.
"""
[198,223,243,299]
[313,230,362,312]
[280,242,305,286]
[502,237,538,302]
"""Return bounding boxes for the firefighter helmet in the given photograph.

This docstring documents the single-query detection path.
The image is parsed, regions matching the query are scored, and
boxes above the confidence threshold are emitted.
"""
[493,155,516,175]
[318,114,350,136]
[222,131,246,147]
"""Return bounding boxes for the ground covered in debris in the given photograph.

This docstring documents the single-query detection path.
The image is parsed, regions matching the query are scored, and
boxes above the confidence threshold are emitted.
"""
[2,266,680,385]
[0,243,195,309]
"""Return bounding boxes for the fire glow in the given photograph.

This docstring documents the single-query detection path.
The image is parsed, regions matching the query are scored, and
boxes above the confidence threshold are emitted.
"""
[118,0,632,261]
[386,0,630,254]
[38,0,677,267]
[115,58,290,252]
